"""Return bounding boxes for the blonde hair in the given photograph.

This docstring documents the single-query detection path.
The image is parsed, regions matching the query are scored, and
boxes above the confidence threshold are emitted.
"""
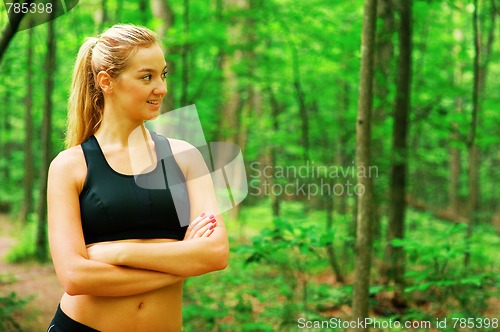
[66,24,159,147]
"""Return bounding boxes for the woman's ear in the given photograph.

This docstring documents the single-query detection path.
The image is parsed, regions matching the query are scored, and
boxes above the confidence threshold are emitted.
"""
[97,71,113,94]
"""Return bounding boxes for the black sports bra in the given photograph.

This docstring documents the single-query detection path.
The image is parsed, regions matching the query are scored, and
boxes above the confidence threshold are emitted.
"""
[79,131,189,245]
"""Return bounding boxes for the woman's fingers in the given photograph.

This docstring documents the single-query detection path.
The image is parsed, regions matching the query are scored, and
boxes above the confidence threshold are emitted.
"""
[185,213,217,240]
[195,220,216,238]
[202,222,216,237]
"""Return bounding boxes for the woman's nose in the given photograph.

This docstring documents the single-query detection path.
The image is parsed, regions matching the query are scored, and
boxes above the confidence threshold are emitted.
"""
[154,80,167,96]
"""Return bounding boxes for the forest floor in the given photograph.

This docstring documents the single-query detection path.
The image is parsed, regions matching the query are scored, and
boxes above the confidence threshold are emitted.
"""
[0,213,61,331]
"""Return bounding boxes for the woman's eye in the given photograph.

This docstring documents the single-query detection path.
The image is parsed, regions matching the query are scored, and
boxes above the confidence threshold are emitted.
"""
[161,71,168,79]
[142,74,152,81]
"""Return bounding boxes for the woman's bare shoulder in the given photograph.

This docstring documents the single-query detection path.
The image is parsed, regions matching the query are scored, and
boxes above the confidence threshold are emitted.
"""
[167,138,196,154]
[49,145,87,186]
[51,145,85,168]
[166,138,206,176]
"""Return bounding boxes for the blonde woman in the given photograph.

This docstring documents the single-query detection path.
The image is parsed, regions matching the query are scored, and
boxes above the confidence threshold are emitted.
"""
[47,24,228,331]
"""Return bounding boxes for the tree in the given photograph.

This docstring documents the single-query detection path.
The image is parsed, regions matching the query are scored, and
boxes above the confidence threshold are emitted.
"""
[352,0,377,325]
[465,0,496,266]
[180,0,190,107]
[372,0,395,240]
[20,19,35,223]
[386,0,412,295]
[36,15,56,261]
[150,0,175,111]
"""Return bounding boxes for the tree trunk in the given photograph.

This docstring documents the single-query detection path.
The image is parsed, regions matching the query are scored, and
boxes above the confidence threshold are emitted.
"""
[325,192,345,283]
[294,72,309,162]
[386,0,412,293]
[337,79,354,266]
[151,0,175,111]
[449,118,461,212]
[465,0,496,266]
[218,38,242,143]
[352,0,377,325]
[139,0,150,25]
[99,0,108,29]
[449,13,464,214]
[36,15,56,261]
[0,84,11,189]
[267,86,282,218]
[336,80,349,215]
[372,0,395,241]
[233,0,259,219]
[181,0,190,106]
[20,19,35,223]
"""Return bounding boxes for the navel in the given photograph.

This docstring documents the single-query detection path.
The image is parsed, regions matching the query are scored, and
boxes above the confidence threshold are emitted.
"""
[138,301,144,309]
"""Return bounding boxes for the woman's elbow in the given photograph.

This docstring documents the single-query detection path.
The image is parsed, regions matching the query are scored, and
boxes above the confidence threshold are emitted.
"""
[59,265,94,296]
[213,242,229,271]
[60,270,84,296]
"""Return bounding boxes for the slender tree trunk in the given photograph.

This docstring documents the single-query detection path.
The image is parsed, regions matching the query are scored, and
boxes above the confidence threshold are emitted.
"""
[352,0,377,325]
[217,0,253,143]
[449,13,463,214]
[465,0,496,266]
[372,0,394,241]
[139,0,149,25]
[466,1,480,266]
[448,96,463,214]
[181,0,190,106]
[1,87,10,186]
[231,0,259,220]
[275,17,309,161]
[218,9,242,144]
[293,68,309,162]
[335,81,348,214]
[449,115,461,212]
[267,86,281,218]
[151,0,175,111]
[99,0,108,29]
[325,192,345,283]
[386,0,412,294]
[36,16,56,261]
[337,79,354,266]
[21,20,35,223]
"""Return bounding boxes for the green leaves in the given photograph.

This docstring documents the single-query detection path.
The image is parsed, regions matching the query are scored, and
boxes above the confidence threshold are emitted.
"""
[0,275,31,332]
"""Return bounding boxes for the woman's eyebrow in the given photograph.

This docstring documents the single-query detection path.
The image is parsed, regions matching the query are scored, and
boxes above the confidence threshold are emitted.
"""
[137,65,168,73]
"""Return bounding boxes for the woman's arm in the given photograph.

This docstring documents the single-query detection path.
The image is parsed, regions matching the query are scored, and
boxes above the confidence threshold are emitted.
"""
[86,141,229,276]
[48,149,184,297]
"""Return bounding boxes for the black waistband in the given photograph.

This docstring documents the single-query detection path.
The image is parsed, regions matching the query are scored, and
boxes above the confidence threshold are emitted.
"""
[48,304,100,332]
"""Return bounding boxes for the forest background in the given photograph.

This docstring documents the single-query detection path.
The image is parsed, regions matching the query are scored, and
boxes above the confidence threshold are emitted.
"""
[0,0,499,331]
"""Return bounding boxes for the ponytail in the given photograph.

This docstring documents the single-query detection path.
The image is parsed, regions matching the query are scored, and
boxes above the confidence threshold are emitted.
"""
[66,37,103,148]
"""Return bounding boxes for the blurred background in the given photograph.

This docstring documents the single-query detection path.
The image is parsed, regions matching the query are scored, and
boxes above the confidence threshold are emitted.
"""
[0,0,499,331]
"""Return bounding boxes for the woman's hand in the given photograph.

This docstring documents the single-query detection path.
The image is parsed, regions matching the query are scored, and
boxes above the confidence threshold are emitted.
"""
[87,242,122,265]
[184,212,217,241]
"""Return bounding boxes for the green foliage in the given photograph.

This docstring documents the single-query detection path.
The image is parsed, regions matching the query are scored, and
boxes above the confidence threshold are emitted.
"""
[184,204,498,330]
[391,212,499,316]
[6,221,47,263]
[0,274,31,332]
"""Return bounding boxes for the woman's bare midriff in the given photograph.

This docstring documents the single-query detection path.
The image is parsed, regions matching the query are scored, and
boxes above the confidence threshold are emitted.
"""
[60,238,183,332]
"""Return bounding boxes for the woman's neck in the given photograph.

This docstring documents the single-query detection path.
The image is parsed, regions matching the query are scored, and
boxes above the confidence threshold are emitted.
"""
[95,108,145,147]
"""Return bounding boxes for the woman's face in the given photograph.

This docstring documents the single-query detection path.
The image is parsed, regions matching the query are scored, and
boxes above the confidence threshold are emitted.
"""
[109,43,168,122]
